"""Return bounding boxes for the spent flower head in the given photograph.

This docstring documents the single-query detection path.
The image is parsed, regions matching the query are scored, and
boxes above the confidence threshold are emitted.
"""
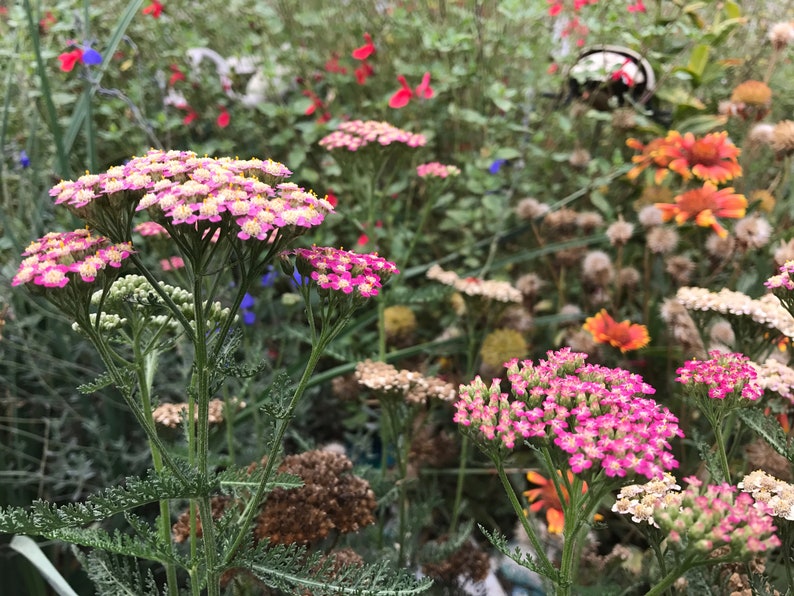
[454,348,682,479]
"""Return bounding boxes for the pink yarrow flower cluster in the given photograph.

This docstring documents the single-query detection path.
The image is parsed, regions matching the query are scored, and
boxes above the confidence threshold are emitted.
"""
[675,350,762,402]
[292,246,399,298]
[766,260,794,291]
[12,229,133,289]
[416,162,461,179]
[454,348,683,480]
[653,476,780,556]
[49,150,333,243]
[319,120,427,151]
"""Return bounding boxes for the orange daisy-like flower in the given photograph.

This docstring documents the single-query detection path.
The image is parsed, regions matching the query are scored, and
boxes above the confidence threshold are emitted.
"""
[626,137,672,184]
[524,471,601,534]
[655,182,747,238]
[583,310,650,353]
[656,130,742,184]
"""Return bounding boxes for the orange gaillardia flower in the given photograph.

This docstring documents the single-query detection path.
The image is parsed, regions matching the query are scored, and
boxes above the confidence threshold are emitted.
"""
[626,137,672,184]
[524,471,601,534]
[656,130,742,184]
[583,310,650,352]
[655,182,747,238]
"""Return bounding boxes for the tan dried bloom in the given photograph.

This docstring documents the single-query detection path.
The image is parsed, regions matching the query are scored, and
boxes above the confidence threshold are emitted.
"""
[636,185,673,208]
[543,208,579,234]
[427,264,522,303]
[659,298,706,358]
[606,217,634,246]
[499,305,534,333]
[410,421,459,468]
[421,539,491,585]
[637,205,664,228]
[734,215,772,250]
[479,328,528,376]
[331,374,360,401]
[354,359,456,403]
[772,120,794,156]
[664,255,695,285]
[554,246,587,267]
[705,233,736,260]
[515,197,550,220]
[709,320,735,348]
[730,80,772,106]
[582,250,615,286]
[774,239,794,267]
[769,21,794,50]
[254,450,377,545]
[750,189,776,213]
[152,398,245,428]
[569,148,591,169]
[617,267,641,288]
[576,211,604,233]
[612,108,637,130]
[383,305,417,344]
[516,273,546,298]
[646,227,679,254]
[564,328,599,354]
[745,440,792,482]
[748,123,776,147]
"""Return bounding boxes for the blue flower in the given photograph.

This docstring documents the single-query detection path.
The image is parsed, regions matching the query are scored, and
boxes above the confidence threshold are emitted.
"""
[19,150,30,168]
[81,44,103,66]
[489,159,507,174]
[240,292,255,309]
[261,267,277,288]
[240,292,256,325]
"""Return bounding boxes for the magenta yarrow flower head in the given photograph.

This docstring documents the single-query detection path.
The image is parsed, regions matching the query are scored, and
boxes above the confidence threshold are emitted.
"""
[290,246,399,298]
[416,162,461,179]
[454,347,683,480]
[651,476,780,557]
[675,350,762,403]
[319,120,427,151]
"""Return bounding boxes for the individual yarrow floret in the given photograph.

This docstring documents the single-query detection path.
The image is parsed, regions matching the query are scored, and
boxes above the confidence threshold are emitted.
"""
[290,246,399,298]
[453,347,683,480]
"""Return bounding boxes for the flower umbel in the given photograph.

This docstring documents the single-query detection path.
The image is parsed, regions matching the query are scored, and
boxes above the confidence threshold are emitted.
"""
[291,246,399,298]
[676,350,762,403]
[582,309,650,352]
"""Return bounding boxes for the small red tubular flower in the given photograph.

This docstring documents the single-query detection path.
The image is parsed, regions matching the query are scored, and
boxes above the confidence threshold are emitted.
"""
[355,62,374,85]
[325,53,348,74]
[627,0,646,12]
[216,107,230,128]
[389,75,413,108]
[182,108,198,125]
[168,64,185,86]
[58,49,84,72]
[414,72,434,99]
[142,0,163,18]
[352,33,375,60]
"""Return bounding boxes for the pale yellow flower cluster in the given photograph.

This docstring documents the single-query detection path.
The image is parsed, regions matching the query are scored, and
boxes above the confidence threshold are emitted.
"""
[611,473,681,527]
[152,398,246,428]
[675,286,794,339]
[426,264,522,303]
[751,358,794,403]
[355,359,456,404]
[739,470,794,521]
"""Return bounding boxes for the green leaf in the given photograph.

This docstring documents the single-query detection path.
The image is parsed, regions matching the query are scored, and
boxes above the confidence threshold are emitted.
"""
[10,536,79,596]
[737,408,791,461]
[687,44,710,80]
[674,114,729,135]
[724,1,741,19]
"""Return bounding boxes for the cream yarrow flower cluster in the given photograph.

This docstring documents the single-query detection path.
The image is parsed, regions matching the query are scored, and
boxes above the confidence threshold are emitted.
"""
[612,473,681,526]
[427,264,522,303]
[739,470,794,521]
[355,359,456,404]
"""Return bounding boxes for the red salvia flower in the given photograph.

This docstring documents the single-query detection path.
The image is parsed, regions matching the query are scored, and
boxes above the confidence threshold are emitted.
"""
[325,54,348,74]
[355,62,374,85]
[142,0,163,18]
[58,49,84,72]
[352,33,375,60]
[39,11,56,34]
[388,72,434,108]
[182,108,198,125]
[168,64,185,86]
[216,107,230,128]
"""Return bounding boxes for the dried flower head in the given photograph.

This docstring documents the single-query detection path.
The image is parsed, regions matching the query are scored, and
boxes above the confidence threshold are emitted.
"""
[576,211,604,233]
[637,205,664,227]
[734,215,772,250]
[254,450,377,545]
[617,267,641,288]
[708,320,735,349]
[774,239,794,267]
[569,148,591,169]
[355,359,456,404]
[543,208,580,234]
[606,217,634,246]
[665,255,695,285]
[611,108,637,131]
[421,538,490,585]
[769,21,794,50]
[516,273,546,299]
[581,250,615,286]
[730,80,772,106]
[383,305,417,343]
[646,226,679,254]
[515,197,550,220]
[705,233,736,260]
[748,124,776,148]
[659,298,706,358]
[771,120,794,156]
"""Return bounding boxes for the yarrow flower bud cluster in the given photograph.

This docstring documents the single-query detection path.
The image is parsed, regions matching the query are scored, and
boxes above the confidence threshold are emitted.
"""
[739,469,794,521]
[12,229,133,289]
[290,246,398,298]
[427,264,522,303]
[612,472,681,526]
[73,274,232,335]
[355,359,456,404]
[675,350,762,402]
[416,162,460,179]
[318,120,427,151]
[454,348,683,480]
[653,477,780,556]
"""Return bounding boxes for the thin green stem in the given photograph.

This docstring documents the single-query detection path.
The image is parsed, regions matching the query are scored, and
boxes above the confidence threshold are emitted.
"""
[712,418,732,484]
[493,459,557,581]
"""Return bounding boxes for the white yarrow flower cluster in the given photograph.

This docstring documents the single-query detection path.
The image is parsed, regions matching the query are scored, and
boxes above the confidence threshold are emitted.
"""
[612,473,681,527]
[426,264,522,303]
[739,470,794,520]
